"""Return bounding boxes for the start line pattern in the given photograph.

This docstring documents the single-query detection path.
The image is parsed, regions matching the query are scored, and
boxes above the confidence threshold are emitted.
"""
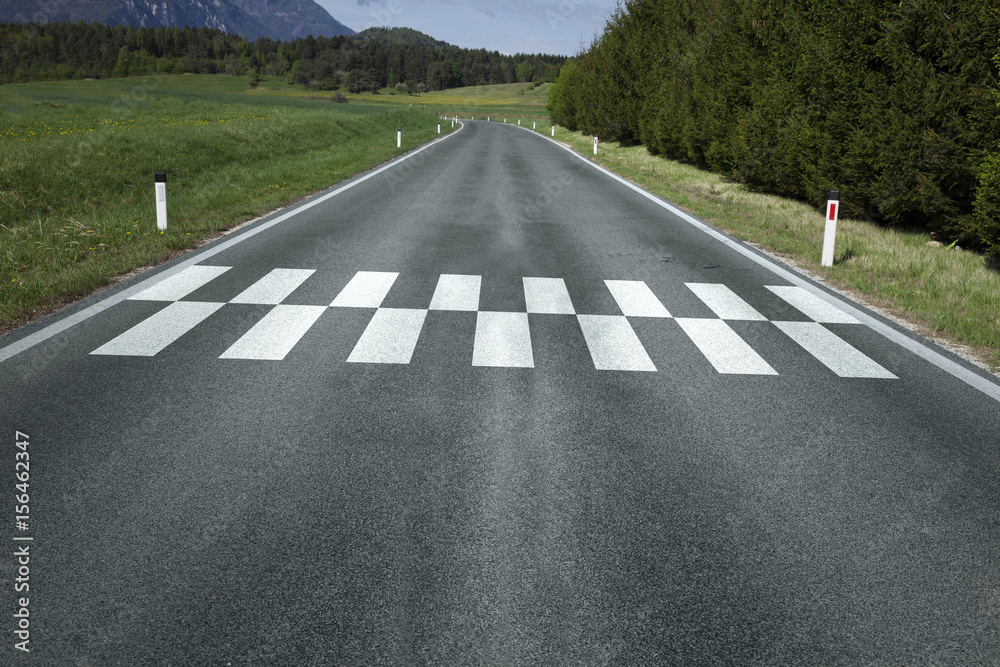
[90,266,896,378]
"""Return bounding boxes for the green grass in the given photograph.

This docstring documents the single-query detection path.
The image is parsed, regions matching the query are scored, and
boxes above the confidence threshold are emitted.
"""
[342,81,554,120]
[0,76,456,332]
[541,126,1000,373]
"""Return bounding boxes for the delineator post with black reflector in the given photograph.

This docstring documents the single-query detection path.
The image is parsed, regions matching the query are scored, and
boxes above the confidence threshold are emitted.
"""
[154,173,167,231]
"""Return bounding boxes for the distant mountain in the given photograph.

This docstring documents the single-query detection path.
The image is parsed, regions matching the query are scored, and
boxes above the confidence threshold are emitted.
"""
[229,0,353,40]
[0,0,354,41]
[352,26,454,50]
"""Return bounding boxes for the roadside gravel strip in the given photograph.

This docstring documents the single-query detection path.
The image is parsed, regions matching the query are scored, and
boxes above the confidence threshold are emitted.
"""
[504,122,1000,405]
[0,122,466,365]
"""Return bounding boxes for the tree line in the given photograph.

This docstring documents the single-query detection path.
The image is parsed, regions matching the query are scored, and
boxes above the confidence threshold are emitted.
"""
[547,0,1000,256]
[0,21,565,92]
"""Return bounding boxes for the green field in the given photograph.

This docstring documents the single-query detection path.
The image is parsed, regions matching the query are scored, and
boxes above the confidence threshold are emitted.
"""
[346,81,555,120]
[0,72,556,117]
[253,76,552,119]
[0,75,457,332]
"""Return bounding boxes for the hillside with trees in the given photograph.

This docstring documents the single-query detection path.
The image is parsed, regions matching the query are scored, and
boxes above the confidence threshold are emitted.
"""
[547,0,1000,256]
[0,22,564,92]
[351,27,453,50]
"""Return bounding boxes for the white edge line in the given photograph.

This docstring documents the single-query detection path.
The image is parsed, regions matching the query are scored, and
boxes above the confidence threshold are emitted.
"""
[502,121,1000,403]
[0,123,466,364]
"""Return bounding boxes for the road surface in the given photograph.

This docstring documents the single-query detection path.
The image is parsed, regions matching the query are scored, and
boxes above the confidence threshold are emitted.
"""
[2,120,999,665]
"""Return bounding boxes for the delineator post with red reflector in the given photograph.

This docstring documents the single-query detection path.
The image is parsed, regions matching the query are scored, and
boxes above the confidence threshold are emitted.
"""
[821,190,839,267]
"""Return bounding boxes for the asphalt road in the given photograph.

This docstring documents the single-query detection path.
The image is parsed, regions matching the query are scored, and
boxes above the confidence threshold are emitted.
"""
[2,120,999,665]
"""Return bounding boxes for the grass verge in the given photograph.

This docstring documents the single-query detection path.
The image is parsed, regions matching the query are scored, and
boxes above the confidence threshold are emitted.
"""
[541,125,1000,374]
[0,78,456,334]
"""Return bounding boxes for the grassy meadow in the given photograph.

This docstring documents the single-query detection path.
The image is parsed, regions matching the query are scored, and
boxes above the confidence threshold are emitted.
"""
[0,75,455,332]
[332,80,553,121]
[370,81,553,121]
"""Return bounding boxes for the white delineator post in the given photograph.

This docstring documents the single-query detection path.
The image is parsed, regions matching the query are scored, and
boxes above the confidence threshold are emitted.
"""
[533,121,536,129]
[437,123,440,134]
[154,172,167,231]
[822,190,840,267]
[552,125,555,136]
[594,136,598,155]
[397,128,401,148]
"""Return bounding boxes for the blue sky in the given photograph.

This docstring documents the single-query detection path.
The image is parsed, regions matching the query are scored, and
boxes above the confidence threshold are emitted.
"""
[314,0,619,57]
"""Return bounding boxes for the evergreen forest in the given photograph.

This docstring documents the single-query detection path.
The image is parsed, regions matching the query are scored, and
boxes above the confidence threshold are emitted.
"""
[547,0,1000,256]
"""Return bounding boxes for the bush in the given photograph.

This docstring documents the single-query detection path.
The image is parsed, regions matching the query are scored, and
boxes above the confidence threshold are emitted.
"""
[973,146,1000,256]
[546,60,579,131]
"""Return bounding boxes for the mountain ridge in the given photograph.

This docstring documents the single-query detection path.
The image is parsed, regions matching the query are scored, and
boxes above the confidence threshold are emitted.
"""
[0,0,354,40]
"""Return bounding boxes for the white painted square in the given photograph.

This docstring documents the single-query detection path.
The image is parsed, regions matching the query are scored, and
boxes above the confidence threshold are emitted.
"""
[523,277,576,314]
[91,301,224,356]
[773,321,896,378]
[229,269,315,305]
[330,271,399,308]
[472,312,534,367]
[220,305,326,360]
[766,286,859,324]
[429,274,481,311]
[604,280,671,317]
[686,283,766,320]
[577,315,656,371]
[675,318,777,375]
[128,265,231,301]
[347,308,428,364]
